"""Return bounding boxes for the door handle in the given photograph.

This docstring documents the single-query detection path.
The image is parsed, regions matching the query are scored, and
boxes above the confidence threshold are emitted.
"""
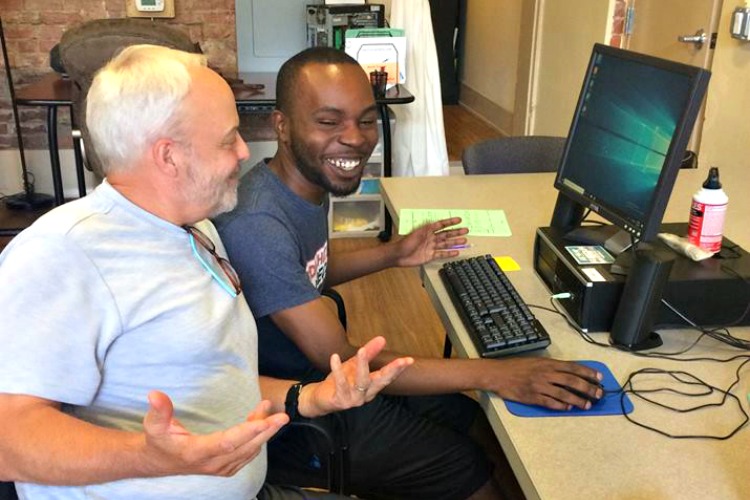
[678,29,707,49]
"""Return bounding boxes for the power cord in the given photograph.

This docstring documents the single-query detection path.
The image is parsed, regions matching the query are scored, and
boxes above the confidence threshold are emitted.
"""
[527,293,750,439]
[620,360,750,440]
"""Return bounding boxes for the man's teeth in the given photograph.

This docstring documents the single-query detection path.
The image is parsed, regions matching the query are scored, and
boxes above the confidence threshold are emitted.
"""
[329,158,360,171]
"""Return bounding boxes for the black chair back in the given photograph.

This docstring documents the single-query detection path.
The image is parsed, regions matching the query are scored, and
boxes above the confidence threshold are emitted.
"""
[462,136,566,175]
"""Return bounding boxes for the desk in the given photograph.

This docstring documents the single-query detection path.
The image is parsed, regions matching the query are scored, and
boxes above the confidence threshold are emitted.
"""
[14,73,414,216]
[381,171,750,500]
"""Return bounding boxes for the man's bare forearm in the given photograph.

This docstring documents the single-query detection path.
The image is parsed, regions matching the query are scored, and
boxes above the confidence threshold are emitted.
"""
[0,396,146,485]
[1,392,288,487]
[367,350,490,395]
[325,246,396,287]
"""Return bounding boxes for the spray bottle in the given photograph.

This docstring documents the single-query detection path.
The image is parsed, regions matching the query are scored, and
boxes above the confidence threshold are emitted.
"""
[687,167,728,253]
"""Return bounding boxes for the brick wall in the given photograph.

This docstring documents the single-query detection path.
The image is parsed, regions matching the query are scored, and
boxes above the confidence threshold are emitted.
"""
[610,0,629,48]
[0,0,238,151]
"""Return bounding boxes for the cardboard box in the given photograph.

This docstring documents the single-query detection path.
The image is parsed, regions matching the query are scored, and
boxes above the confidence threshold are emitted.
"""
[345,28,406,87]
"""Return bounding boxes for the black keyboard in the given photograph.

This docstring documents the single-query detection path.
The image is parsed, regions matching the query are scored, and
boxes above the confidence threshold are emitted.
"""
[439,255,551,358]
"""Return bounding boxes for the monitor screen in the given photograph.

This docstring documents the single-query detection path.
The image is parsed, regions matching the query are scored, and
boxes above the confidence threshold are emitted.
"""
[554,44,710,242]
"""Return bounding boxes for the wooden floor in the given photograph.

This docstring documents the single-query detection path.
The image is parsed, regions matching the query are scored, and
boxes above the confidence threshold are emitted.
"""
[444,104,505,161]
[329,237,446,357]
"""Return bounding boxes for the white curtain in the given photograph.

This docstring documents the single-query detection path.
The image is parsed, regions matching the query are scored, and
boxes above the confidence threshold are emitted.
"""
[389,0,450,177]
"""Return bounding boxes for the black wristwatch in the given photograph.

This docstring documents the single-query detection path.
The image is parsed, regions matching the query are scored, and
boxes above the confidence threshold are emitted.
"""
[284,381,308,421]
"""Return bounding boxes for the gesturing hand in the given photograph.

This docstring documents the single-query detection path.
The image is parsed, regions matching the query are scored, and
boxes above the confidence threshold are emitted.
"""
[393,217,469,267]
[298,336,413,418]
[141,391,289,477]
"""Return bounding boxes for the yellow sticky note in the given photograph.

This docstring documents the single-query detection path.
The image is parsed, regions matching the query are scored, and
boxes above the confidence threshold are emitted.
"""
[494,256,520,272]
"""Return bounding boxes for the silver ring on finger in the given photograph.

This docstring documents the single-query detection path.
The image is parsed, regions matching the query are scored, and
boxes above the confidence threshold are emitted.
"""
[355,384,368,393]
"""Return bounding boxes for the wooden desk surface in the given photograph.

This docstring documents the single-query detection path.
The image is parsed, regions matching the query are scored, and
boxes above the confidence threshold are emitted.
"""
[381,171,750,500]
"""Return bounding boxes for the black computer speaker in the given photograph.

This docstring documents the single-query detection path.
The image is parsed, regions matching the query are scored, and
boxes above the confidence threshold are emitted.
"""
[610,245,675,351]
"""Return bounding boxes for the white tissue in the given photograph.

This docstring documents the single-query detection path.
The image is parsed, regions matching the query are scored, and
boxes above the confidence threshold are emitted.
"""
[657,233,715,262]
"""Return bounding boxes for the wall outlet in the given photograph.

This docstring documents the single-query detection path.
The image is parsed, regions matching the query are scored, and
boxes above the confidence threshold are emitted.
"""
[126,0,175,19]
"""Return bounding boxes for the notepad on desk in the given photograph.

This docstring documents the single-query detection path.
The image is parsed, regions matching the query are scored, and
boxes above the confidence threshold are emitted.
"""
[398,208,511,237]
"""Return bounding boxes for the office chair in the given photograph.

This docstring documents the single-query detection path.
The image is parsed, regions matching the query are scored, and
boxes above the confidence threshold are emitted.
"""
[58,18,201,180]
[461,135,566,175]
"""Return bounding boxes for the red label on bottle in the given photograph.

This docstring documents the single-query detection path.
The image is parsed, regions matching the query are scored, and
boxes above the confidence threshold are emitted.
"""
[687,200,727,253]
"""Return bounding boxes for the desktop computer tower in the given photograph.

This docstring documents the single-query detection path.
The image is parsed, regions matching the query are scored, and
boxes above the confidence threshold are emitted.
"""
[306,4,385,50]
[533,223,750,332]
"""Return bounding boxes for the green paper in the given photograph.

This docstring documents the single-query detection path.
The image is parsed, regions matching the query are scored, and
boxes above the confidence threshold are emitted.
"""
[398,209,511,237]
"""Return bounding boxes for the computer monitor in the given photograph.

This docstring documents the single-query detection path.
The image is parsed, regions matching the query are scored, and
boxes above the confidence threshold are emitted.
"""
[550,44,711,251]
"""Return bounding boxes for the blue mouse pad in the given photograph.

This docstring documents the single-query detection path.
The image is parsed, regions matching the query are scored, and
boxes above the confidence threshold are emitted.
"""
[504,360,633,417]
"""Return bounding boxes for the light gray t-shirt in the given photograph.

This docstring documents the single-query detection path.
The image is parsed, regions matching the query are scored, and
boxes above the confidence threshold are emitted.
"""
[0,180,265,499]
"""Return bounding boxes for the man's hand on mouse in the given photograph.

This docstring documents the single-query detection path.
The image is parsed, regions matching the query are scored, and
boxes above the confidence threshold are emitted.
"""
[489,357,604,410]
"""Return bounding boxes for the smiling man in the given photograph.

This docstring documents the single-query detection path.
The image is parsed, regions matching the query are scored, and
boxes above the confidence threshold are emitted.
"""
[215,47,603,499]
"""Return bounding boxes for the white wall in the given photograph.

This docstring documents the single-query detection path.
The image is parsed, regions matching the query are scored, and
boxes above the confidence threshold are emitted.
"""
[458,0,524,134]
[462,0,522,111]
[697,2,750,248]
[0,150,93,200]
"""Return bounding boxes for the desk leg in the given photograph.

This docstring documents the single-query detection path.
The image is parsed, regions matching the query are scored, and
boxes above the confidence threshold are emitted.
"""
[46,106,64,206]
[378,104,392,242]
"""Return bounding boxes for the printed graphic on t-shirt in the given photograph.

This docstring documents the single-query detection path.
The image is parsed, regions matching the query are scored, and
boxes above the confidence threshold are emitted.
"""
[306,241,328,290]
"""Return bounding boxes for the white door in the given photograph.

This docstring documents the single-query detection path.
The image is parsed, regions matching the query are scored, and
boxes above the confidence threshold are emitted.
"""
[625,0,722,157]
[626,0,720,68]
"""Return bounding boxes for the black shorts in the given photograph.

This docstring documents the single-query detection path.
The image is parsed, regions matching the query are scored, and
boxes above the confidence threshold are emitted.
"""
[266,393,491,500]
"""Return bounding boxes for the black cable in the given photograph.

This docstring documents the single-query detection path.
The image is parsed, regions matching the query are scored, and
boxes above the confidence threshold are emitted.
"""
[527,304,559,315]
[619,360,750,440]
[529,295,750,439]
[543,296,610,347]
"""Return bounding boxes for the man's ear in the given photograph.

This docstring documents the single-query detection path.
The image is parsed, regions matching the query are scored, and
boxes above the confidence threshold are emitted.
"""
[271,110,289,143]
[152,138,180,178]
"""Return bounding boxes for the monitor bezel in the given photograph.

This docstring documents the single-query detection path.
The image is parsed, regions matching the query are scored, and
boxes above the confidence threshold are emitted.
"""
[553,43,711,242]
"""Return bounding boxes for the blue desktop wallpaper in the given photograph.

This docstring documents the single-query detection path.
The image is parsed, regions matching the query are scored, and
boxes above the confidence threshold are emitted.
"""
[562,52,693,224]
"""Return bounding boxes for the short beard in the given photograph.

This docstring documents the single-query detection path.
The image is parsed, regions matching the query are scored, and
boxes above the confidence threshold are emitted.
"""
[207,189,238,218]
[291,141,361,197]
[185,161,238,218]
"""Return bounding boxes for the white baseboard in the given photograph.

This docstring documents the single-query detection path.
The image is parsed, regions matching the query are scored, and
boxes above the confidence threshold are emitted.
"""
[449,160,464,176]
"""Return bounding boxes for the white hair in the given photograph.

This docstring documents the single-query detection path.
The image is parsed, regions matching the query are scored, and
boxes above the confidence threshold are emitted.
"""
[86,44,207,174]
